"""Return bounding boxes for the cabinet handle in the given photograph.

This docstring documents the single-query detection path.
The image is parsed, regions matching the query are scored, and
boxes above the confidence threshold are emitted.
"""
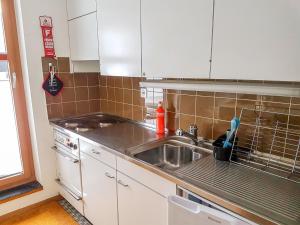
[55,178,82,201]
[52,146,79,164]
[105,172,115,179]
[91,149,101,155]
[118,180,129,187]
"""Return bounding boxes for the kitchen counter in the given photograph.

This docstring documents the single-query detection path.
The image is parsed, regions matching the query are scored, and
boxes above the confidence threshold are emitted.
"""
[51,114,300,225]
[52,114,161,153]
[174,156,300,225]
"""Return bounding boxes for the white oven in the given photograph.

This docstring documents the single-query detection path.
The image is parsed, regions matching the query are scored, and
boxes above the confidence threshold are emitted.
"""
[53,130,83,214]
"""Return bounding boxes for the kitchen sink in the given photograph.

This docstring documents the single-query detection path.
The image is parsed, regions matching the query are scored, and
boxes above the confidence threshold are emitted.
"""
[131,137,211,171]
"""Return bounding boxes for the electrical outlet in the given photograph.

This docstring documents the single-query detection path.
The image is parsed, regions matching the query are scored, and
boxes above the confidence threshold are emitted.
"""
[140,87,147,98]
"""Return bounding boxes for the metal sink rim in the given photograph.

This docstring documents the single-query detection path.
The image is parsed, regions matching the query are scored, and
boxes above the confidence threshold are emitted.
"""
[129,136,213,156]
[129,136,213,171]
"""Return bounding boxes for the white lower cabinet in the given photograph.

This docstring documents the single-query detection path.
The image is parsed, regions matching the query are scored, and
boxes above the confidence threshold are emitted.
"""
[80,148,176,225]
[81,152,118,225]
[117,172,169,225]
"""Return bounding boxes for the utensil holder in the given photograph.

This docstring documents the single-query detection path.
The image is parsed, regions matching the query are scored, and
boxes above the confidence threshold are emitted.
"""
[213,133,236,161]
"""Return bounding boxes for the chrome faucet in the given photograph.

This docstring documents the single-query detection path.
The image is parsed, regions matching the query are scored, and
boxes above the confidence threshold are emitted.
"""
[176,124,199,145]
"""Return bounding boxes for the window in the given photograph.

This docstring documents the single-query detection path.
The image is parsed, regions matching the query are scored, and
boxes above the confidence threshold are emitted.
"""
[0,0,35,191]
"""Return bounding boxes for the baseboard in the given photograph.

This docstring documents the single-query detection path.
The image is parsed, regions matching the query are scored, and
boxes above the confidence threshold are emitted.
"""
[0,195,63,222]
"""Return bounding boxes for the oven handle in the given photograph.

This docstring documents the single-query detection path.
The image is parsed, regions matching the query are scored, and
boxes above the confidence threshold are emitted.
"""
[55,178,82,201]
[52,146,79,164]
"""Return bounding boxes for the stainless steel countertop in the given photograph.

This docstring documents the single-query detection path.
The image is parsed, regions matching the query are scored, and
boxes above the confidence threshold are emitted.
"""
[174,156,300,225]
[50,114,300,225]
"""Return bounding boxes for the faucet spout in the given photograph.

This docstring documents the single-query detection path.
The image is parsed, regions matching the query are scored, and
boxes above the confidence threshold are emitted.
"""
[176,124,199,145]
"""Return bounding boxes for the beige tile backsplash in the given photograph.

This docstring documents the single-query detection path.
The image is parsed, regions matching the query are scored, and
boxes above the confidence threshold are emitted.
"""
[43,57,300,142]
[99,76,300,141]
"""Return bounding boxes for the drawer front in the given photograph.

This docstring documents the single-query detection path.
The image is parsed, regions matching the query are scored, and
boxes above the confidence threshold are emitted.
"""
[80,140,116,168]
[117,157,176,197]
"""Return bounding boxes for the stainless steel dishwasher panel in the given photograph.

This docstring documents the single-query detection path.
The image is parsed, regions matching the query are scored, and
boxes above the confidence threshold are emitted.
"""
[172,187,257,225]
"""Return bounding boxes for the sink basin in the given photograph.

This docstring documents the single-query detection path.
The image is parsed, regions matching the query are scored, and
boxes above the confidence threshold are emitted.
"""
[132,138,211,171]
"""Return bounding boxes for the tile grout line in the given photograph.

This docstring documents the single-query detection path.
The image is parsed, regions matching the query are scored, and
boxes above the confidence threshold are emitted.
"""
[87,82,91,113]
[211,92,216,139]
[193,92,197,125]
[283,97,293,158]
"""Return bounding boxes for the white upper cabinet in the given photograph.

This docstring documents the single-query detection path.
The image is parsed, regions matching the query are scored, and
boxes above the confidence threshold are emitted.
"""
[141,0,213,78]
[97,0,141,77]
[67,0,96,20]
[211,0,300,81]
[68,12,99,61]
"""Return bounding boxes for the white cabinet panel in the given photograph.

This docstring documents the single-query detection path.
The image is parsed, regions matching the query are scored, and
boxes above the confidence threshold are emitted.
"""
[68,12,99,61]
[117,157,176,197]
[67,0,96,20]
[97,0,141,77]
[56,153,83,214]
[117,172,168,225]
[212,0,300,81]
[80,140,116,168]
[81,152,118,225]
[141,0,213,78]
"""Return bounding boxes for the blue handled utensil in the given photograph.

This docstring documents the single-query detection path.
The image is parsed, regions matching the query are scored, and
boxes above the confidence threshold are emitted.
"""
[223,117,240,149]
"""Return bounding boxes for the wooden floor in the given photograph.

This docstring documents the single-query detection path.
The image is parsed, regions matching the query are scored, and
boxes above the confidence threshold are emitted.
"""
[0,200,78,225]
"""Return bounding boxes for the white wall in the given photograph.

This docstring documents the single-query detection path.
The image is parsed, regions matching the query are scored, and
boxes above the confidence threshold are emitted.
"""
[0,0,70,216]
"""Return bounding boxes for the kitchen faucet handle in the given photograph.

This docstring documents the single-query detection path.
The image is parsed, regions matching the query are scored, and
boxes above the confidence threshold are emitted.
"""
[189,124,198,136]
[176,128,184,136]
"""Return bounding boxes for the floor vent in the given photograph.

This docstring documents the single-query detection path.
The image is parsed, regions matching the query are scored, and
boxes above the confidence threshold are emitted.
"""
[58,199,92,225]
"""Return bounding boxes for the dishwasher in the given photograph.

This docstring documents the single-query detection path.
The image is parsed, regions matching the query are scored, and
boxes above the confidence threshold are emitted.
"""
[169,187,257,225]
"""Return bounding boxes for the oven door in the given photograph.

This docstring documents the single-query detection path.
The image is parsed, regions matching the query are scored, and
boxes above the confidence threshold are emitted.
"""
[53,144,83,214]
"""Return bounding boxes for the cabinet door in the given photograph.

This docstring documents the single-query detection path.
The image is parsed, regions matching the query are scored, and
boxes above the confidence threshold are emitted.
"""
[81,153,118,225]
[67,0,96,20]
[141,0,213,78]
[69,12,99,61]
[97,0,141,77]
[212,0,300,81]
[117,172,168,225]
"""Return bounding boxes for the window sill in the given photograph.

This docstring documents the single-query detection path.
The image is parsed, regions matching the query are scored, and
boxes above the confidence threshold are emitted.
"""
[0,181,43,204]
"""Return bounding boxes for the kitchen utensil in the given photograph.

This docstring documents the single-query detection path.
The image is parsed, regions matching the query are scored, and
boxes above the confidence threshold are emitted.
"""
[223,117,240,149]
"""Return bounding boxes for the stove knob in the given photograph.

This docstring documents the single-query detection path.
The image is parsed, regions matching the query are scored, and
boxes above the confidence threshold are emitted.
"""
[69,142,74,148]
[73,144,78,150]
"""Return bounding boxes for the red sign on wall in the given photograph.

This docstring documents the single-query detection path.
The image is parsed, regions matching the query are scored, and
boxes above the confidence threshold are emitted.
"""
[39,16,56,58]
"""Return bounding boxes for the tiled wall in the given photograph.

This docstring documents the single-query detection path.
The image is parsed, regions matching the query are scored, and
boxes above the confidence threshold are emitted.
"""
[99,75,300,142]
[42,57,101,119]
[99,76,146,121]
[42,57,300,144]
[163,90,300,140]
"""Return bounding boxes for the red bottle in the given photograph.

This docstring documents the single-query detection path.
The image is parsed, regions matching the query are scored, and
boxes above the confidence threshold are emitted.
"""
[156,101,165,134]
